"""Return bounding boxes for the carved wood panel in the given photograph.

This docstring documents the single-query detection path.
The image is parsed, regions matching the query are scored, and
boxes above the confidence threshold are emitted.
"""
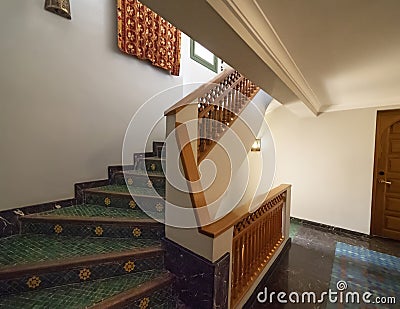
[117,0,181,75]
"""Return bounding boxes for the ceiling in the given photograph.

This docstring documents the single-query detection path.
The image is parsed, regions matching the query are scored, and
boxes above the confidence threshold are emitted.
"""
[255,0,400,112]
[141,0,400,114]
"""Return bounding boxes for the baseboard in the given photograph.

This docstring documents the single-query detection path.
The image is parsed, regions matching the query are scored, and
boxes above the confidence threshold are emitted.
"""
[290,217,370,238]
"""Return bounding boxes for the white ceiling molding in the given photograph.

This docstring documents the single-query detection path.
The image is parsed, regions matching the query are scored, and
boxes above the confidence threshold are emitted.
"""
[321,101,400,113]
[207,0,322,115]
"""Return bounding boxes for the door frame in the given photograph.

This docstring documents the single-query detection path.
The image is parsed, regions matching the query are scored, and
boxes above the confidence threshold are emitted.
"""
[370,109,400,237]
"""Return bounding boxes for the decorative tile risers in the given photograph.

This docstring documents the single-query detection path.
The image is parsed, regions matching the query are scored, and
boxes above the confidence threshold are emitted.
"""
[75,179,110,204]
[152,141,165,158]
[108,165,135,182]
[0,199,77,238]
[0,254,164,296]
[119,284,177,309]
[84,192,165,214]
[163,238,230,309]
[21,220,164,239]
[92,274,176,309]
[114,172,166,192]
[135,157,166,173]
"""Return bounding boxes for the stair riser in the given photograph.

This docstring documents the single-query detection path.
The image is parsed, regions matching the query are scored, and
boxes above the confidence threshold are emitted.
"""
[21,221,164,239]
[0,255,164,296]
[114,174,165,192]
[118,285,176,309]
[136,158,165,173]
[84,192,165,214]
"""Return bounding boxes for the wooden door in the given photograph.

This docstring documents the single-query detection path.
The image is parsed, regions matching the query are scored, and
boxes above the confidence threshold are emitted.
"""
[371,110,400,240]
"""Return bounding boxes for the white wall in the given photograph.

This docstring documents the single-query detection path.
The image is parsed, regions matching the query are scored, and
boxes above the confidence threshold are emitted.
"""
[0,1,214,211]
[266,106,379,234]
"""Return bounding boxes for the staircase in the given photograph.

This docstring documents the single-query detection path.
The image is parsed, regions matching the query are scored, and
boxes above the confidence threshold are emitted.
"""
[0,143,179,308]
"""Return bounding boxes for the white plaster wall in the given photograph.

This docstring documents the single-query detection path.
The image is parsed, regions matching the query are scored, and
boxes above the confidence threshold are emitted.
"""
[266,106,380,234]
[0,1,213,210]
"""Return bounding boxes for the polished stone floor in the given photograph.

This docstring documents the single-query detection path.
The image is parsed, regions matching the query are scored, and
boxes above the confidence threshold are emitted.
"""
[245,219,400,308]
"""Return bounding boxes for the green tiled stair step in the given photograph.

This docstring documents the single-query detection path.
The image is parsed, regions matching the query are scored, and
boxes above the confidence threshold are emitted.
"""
[35,204,157,219]
[0,269,176,309]
[20,214,164,239]
[135,156,165,173]
[84,185,166,213]
[0,234,160,269]
[113,171,165,194]
[0,240,164,295]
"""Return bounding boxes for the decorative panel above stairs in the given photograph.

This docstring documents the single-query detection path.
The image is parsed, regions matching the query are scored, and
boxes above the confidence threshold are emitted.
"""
[0,143,178,308]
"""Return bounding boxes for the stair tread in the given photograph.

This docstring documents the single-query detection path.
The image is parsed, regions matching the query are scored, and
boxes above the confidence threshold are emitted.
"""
[138,156,165,160]
[0,234,160,270]
[27,204,158,220]
[0,269,172,309]
[121,170,165,177]
[85,185,165,198]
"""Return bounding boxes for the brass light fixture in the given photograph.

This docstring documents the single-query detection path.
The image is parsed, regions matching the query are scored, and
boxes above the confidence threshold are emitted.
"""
[251,139,261,152]
[45,0,71,20]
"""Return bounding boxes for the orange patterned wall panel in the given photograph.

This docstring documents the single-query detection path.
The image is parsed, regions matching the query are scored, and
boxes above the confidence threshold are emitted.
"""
[117,0,181,76]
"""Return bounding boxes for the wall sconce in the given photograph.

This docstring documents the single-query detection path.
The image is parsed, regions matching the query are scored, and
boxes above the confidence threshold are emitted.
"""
[45,0,72,20]
[251,139,261,152]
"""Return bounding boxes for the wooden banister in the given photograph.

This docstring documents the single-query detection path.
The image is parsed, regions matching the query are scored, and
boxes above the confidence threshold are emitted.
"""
[200,184,291,237]
[227,184,289,308]
[164,68,235,116]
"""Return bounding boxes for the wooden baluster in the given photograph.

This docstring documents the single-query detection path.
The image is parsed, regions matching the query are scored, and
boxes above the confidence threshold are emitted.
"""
[233,235,240,300]
[239,232,245,294]
[248,224,253,276]
[260,215,264,260]
[242,229,248,290]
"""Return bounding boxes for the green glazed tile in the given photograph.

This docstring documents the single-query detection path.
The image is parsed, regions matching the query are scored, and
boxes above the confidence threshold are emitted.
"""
[0,234,160,269]
[0,269,168,308]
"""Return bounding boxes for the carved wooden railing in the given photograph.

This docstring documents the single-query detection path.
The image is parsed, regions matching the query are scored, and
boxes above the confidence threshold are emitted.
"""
[165,68,259,161]
[231,192,285,307]
[200,184,289,308]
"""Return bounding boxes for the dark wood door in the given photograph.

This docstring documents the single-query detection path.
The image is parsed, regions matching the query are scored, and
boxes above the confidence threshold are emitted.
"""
[371,110,400,240]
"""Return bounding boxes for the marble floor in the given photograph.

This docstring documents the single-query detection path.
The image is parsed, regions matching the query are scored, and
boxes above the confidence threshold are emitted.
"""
[245,219,400,309]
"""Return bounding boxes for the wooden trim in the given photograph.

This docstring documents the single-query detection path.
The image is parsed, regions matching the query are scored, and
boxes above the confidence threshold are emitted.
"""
[370,110,381,235]
[20,215,162,226]
[200,184,291,237]
[0,246,162,280]
[175,122,212,226]
[164,68,235,116]
[84,188,164,199]
[89,272,175,309]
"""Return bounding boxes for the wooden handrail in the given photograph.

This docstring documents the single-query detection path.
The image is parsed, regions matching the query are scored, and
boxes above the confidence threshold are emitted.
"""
[164,68,235,116]
[200,184,291,238]
[174,122,212,227]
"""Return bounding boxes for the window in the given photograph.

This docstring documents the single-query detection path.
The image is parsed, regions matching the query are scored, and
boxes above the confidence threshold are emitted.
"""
[190,39,218,73]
